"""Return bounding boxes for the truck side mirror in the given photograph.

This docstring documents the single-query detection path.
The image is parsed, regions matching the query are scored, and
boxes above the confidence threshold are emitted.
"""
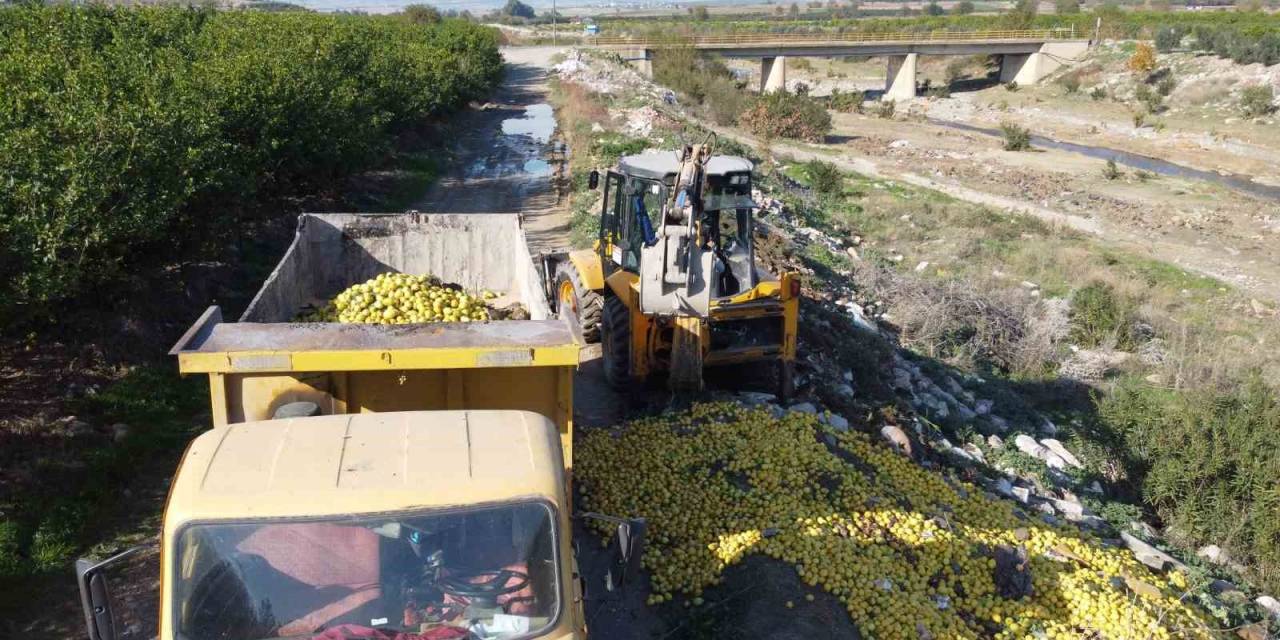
[579,513,646,591]
[588,170,600,190]
[77,547,143,640]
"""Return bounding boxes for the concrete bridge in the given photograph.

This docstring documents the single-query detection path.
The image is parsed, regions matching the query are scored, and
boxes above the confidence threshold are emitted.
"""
[590,29,1091,99]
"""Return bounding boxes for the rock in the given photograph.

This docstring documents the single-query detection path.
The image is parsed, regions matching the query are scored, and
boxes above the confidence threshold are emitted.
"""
[834,383,854,398]
[1051,498,1085,519]
[1209,579,1245,598]
[738,391,778,406]
[847,303,878,332]
[914,261,930,272]
[846,247,861,261]
[975,399,994,416]
[955,405,977,421]
[110,423,131,443]
[826,414,850,431]
[1197,544,1231,565]
[1128,521,1158,539]
[1075,515,1108,530]
[1038,418,1058,437]
[1237,623,1268,640]
[1086,481,1104,495]
[590,122,605,133]
[1255,595,1280,619]
[987,434,1004,449]
[67,418,94,437]
[891,368,913,391]
[962,443,986,463]
[994,478,1014,497]
[1012,486,1032,504]
[948,446,975,464]
[988,415,1010,433]
[880,425,913,457]
[1033,501,1056,516]
[888,139,911,149]
[1014,434,1046,457]
[1121,532,1188,573]
[788,402,817,414]
[1039,439,1084,469]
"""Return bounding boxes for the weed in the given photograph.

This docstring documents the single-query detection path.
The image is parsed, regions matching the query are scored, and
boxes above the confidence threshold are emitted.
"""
[1057,71,1082,94]
[1069,281,1136,349]
[875,99,896,119]
[1004,81,1019,92]
[1240,84,1276,118]
[805,160,844,196]
[828,88,865,113]
[1102,158,1122,180]
[1000,121,1032,151]
[1134,84,1163,113]
[738,91,832,143]
[1127,42,1157,73]
[1155,73,1177,97]
[1089,86,1107,101]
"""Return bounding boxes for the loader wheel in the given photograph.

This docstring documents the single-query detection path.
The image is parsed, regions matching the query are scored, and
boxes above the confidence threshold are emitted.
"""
[601,294,632,390]
[555,262,602,343]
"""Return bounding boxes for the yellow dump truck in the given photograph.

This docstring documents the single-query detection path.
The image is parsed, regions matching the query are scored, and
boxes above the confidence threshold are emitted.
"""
[76,213,643,640]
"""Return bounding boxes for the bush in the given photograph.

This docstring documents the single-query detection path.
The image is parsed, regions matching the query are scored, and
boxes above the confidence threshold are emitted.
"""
[945,58,967,85]
[0,5,502,321]
[828,88,866,113]
[875,99,896,119]
[1054,0,1080,14]
[1127,42,1158,73]
[1090,86,1108,101]
[1240,84,1276,118]
[804,160,843,195]
[1154,25,1185,52]
[1155,73,1177,97]
[953,0,975,14]
[1069,281,1135,348]
[1000,121,1032,151]
[1098,377,1280,594]
[1102,158,1122,180]
[1134,84,1164,113]
[653,47,750,125]
[738,91,832,142]
[1057,71,1082,94]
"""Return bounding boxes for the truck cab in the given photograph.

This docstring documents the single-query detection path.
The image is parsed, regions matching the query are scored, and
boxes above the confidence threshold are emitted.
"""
[80,410,640,640]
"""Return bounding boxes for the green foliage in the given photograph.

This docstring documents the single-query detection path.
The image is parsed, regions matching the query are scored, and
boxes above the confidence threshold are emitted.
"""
[1069,281,1135,349]
[828,88,865,113]
[1186,23,1280,65]
[653,47,750,126]
[1102,158,1122,181]
[1002,0,1038,29]
[738,91,832,143]
[502,0,536,19]
[1155,25,1186,52]
[1240,84,1276,118]
[875,99,896,119]
[0,5,502,322]
[1155,73,1177,97]
[401,4,441,23]
[804,160,843,195]
[690,5,709,20]
[1054,0,1080,14]
[953,0,975,14]
[944,58,967,85]
[1056,71,1082,94]
[999,121,1031,151]
[925,1,944,16]
[0,521,24,578]
[1098,376,1280,594]
[1090,86,1108,101]
[1134,83,1164,113]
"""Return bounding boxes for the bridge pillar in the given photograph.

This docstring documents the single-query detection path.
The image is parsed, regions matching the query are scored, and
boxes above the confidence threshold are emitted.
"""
[761,56,787,93]
[1000,41,1089,85]
[621,48,653,78]
[884,53,917,101]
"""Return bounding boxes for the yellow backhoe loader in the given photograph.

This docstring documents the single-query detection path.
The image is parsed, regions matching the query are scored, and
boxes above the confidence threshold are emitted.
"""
[547,136,800,398]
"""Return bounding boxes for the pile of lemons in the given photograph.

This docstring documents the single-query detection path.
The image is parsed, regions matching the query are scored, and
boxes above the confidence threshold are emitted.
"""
[299,272,495,324]
[577,403,1221,640]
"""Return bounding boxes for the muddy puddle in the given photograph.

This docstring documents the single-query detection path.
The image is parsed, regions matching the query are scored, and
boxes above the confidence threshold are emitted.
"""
[928,118,1280,202]
[466,103,557,180]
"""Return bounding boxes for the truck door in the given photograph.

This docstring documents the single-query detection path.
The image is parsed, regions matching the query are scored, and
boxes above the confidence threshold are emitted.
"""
[599,171,624,266]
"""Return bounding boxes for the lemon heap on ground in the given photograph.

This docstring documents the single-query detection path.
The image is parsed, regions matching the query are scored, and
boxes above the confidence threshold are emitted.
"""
[577,403,1221,640]
[299,272,495,324]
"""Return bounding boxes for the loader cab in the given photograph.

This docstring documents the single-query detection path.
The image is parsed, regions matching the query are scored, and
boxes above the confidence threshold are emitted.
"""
[597,152,756,296]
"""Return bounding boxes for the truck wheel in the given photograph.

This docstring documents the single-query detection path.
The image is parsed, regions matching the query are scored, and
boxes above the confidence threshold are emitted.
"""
[601,294,632,390]
[555,262,602,343]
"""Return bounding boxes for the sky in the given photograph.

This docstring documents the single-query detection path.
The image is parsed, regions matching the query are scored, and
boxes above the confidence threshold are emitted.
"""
[289,0,587,13]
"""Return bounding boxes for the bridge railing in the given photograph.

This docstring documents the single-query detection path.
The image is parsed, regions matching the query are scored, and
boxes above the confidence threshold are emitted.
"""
[589,26,1078,47]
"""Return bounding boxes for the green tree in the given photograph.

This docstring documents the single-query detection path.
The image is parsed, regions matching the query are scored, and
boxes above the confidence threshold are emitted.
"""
[925,1,944,14]
[1054,0,1080,13]
[788,2,800,16]
[502,0,536,19]
[1003,0,1038,28]
[401,3,441,23]
[689,5,710,20]
[953,0,975,14]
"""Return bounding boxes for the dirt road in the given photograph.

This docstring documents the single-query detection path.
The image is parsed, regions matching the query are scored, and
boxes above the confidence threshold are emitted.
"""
[416,46,571,252]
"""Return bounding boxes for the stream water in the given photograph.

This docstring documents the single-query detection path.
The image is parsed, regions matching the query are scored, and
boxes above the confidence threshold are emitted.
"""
[927,118,1280,202]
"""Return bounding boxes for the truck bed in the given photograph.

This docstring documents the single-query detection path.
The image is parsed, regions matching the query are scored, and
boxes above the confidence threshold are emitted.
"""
[172,213,579,374]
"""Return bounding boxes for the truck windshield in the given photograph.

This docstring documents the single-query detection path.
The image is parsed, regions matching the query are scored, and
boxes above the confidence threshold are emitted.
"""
[173,502,559,640]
